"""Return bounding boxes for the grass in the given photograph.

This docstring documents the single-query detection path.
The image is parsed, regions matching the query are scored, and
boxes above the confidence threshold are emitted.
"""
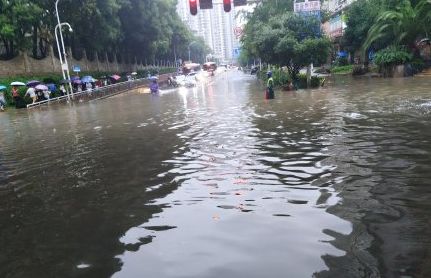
[331,65,354,74]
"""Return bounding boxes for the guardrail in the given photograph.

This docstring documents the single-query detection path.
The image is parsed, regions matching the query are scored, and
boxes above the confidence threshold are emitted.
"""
[26,77,154,109]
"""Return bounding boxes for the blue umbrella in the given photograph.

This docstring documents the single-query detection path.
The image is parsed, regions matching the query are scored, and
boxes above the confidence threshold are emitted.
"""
[0,85,6,90]
[47,83,57,91]
[71,76,80,81]
[81,76,95,83]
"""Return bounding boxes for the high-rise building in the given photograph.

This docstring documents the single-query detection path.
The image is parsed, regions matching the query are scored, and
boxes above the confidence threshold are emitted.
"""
[176,1,242,62]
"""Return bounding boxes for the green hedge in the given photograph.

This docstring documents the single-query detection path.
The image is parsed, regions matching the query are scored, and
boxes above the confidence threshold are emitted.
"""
[373,46,412,67]
[331,65,353,74]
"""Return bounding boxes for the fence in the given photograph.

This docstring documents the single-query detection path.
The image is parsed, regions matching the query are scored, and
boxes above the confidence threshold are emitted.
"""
[26,78,152,109]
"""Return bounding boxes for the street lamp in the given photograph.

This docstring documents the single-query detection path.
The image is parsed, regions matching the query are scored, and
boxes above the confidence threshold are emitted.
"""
[55,0,74,99]
[54,22,73,99]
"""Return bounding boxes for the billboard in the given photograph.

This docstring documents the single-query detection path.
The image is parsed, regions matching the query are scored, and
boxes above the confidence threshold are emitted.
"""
[294,0,321,13]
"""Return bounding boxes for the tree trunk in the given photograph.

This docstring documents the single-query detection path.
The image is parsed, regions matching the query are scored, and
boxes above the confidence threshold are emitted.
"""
[32,24,38,58]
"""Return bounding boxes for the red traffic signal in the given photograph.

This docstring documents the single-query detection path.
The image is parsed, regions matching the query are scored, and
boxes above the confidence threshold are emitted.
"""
[189,0,198,15]
[223,0,231,12]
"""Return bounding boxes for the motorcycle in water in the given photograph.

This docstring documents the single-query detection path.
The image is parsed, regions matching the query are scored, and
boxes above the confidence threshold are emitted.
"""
[167,76,178,87]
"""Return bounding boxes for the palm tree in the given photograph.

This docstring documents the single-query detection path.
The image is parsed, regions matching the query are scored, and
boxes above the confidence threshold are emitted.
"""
[363,0,431,50]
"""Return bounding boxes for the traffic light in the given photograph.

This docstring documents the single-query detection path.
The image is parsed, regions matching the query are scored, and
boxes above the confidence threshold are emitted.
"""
[223,0,231,12]
[200,0,213,9]
[233,0,247,6]
[189,0,198,15]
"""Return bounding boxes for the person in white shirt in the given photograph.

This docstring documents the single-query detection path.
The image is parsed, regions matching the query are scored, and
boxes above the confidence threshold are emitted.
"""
[43,90,51,100]
[25,87,37,103]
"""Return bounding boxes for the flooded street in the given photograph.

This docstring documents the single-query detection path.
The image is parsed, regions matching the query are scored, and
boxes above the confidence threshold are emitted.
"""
[1,71,431,278]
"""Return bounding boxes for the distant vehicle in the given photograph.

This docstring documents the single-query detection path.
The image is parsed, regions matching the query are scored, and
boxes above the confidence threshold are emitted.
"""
[203,62,217,72]
[251,66,259,75]
[176,72,197,87]
[184,72,197,87]
[182,63,201,75]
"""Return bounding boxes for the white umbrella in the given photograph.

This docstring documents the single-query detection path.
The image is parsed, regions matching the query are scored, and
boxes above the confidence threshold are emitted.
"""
[10,81,26,86]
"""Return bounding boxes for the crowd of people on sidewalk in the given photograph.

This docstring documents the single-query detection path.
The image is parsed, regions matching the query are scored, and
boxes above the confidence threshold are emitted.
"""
[0,74,129,110]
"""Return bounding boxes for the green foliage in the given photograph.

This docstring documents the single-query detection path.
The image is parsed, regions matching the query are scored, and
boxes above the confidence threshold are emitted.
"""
[297,74,323,89]
[352,65,368,75]
[343,0,382,53]
[260,68,292,87]
[410,58,425,72]
[373,46,413,66]
[331,65,354,74]
[0,0,209,64]
[334,57,349,66]
[242,6,331,84]
[363,0,431,51]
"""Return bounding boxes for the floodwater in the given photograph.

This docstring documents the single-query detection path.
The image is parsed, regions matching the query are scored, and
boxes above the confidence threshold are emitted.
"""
[0,72,431,278]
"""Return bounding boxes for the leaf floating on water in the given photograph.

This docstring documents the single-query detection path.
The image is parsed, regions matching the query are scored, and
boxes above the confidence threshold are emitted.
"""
[143,225,177,231]
[287,200,308,205]
[241,209,253,212]
[217,205,237,209]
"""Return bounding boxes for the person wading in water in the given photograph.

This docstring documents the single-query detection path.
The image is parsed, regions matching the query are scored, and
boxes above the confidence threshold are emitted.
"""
[265,71,275,99]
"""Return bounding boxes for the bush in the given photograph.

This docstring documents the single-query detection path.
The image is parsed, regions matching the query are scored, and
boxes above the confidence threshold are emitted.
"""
[297,74,323,89]
[410,58,425,73]
[331,65,353,74]
[352,65,368,76]
[259,68,292,87]
[373,45,412,67]
[334,56,348,66]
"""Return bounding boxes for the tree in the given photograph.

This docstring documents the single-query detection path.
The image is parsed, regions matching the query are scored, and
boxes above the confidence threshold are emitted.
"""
[343,0,382,54]
[243,12,330,81]
[0,0,209,67]
[363,0,431,51]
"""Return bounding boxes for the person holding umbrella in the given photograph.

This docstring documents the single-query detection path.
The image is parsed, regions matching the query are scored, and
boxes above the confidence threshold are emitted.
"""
[10,82,25,108]
[25,87,37,104]
[0,85,7,111]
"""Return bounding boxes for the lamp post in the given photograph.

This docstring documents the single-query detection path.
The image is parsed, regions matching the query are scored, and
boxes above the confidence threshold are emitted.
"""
[55,0,74,99]
[54,22,73,100]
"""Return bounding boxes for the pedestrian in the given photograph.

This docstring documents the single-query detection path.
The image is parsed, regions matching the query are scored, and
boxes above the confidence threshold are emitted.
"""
[25,87,37,104]
[150,78,159,94]
[12,86,23,108]
[36,89,44,101]
[0,89,7,111]
[43,90,51,100]
[59,84,66,96]
[265,71,275,99]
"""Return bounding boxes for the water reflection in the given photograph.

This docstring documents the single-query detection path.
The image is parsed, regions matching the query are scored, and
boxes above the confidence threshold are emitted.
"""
[0,73,430,277]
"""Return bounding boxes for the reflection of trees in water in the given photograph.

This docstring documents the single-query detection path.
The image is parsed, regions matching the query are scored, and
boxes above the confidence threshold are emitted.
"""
[0,111,187,277]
